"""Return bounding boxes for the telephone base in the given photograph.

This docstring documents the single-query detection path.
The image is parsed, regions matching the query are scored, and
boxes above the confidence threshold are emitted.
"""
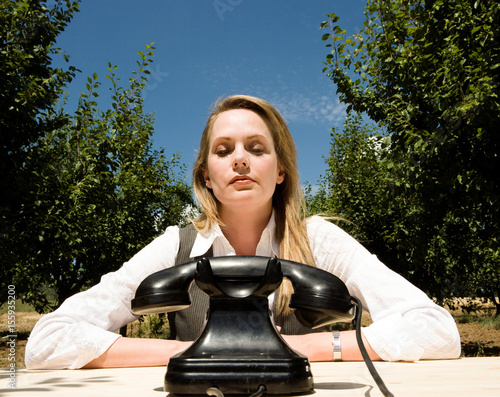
[165,356,313,395]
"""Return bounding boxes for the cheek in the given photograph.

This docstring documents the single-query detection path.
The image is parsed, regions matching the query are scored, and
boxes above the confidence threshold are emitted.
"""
[204,159,225,189]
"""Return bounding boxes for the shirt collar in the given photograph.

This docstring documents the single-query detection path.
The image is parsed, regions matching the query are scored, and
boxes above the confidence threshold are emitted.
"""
[190,211,279,258]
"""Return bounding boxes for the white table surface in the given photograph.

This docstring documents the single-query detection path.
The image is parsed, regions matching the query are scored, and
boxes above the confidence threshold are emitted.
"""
[1,357,499,396]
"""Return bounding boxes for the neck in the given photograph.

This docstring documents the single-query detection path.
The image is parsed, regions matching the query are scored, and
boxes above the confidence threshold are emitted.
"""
[219,203,273,256]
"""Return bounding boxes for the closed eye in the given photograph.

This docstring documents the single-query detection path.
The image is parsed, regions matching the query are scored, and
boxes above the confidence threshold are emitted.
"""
[216,149,230,156]
[214,144,231,156]
[248,142,266,155]
[251,147,265,154]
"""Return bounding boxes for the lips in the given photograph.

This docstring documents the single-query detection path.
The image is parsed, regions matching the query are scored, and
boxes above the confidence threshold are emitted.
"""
[229,175,255,184]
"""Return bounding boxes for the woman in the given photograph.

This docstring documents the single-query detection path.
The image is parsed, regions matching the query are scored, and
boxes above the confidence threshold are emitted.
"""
[25,95,461,369]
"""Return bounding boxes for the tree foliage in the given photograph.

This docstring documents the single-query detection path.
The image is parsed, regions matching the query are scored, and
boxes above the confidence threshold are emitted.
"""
[308,114,472,304]
[307,114,392,243]
[1,0,79,220]
[307,114,413,279]
[2,29,194,311]
[320,0,499,311]
[1,0,80,309]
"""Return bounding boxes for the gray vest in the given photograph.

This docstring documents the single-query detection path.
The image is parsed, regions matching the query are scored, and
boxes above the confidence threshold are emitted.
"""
[168,224,323,340]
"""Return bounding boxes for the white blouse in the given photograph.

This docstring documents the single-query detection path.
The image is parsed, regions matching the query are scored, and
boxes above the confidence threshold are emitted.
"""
[24,215,461,369]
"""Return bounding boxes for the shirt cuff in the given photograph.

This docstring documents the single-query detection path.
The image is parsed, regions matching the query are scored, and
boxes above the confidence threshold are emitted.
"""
[69,322,122,369]
[361,313,424,362]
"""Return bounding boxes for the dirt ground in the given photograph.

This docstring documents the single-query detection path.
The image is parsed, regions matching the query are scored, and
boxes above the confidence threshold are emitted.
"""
[1,306,499,368]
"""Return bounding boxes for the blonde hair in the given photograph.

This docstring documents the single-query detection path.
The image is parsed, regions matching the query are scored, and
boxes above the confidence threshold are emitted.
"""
[192,95,315,314]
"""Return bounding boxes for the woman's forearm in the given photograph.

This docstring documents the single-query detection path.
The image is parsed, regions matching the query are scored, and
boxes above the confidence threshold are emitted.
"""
[83,337,192,368]
[83,329,380,368]
[282,330,381,362]
[339,330,381,361]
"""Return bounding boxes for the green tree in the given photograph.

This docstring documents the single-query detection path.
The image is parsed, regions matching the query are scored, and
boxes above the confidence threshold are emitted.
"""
[0,0,79,228]
[307,114,390,240]
[1,0,79,307]
[307,114,412,276]
[308,114,467,305]
[6,45,194,312]
[321,0,499,311]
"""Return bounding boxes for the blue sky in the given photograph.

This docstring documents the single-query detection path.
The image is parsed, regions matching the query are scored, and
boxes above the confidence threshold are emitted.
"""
[54,0,368,186]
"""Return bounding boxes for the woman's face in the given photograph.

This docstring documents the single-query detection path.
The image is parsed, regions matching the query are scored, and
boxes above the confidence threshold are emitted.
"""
[203,109,285,214]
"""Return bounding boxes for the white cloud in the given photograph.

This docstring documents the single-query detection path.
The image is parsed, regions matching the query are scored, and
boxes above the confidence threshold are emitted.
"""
[262,91,346,126]
[200,63,347,127]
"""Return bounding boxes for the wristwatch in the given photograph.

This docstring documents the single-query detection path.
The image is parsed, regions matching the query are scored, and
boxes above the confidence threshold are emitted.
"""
[332,330,342,361]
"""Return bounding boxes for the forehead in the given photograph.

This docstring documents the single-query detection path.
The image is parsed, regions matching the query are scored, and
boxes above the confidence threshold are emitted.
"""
[210,109,272,140]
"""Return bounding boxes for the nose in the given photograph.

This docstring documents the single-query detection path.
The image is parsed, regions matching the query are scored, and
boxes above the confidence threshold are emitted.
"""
[232,148,249,170]
[233,158,248,167]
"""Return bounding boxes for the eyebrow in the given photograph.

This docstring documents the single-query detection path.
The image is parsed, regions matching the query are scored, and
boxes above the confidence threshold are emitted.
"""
[212,134,270,142]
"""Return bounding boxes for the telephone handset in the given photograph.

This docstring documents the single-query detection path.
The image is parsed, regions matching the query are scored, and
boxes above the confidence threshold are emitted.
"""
[132,256,393,397]
[132,256,355,327]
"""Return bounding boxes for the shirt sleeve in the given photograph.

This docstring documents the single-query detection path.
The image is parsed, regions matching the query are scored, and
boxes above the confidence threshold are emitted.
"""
[24,226,180,369]
[306,216,461,361]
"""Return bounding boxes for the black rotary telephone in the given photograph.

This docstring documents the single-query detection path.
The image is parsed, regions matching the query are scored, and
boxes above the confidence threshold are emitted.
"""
[132,256,393,397]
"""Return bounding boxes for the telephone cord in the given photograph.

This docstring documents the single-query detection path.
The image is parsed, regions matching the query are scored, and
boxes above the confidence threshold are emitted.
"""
[351,296,394,397]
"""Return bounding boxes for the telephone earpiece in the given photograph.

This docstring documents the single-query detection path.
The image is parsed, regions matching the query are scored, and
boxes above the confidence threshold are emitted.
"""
[280,259,355,328]
[132,261,197,314]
